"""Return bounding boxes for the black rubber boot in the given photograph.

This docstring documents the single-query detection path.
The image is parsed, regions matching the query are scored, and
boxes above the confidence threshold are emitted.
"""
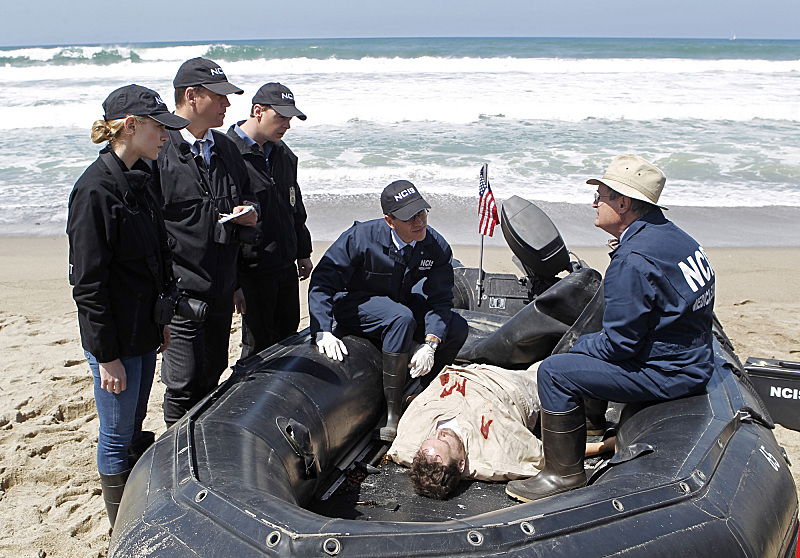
[584,398,608,436]
[100,469,131,528]
[375,351,409,442]
[127,430,155,469]
[505,407,587,503]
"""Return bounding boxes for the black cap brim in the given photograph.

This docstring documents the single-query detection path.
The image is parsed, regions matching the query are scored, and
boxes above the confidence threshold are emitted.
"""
[392,198,431,221]
[272,104,307,121]
[203,82,244,95]
[149,112,190,130]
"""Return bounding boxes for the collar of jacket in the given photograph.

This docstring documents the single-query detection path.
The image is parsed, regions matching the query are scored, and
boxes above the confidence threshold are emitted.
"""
[610,209,666,257]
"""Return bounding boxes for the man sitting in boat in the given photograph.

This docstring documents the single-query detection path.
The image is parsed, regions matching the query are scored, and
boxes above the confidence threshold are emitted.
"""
[388,363,613,500]
[506,155,716,503]
[308,181,469,442]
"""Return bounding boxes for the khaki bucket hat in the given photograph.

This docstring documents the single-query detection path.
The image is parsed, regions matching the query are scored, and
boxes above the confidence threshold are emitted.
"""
[587,154,668,210]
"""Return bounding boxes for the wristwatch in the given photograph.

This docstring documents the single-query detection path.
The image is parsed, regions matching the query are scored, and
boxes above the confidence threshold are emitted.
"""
[425,339,439,351]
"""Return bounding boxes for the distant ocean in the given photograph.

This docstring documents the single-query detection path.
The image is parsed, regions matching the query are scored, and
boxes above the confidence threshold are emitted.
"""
[1,37,799,247]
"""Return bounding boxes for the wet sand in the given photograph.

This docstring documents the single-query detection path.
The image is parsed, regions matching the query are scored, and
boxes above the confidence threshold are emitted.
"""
[0,237,798,557]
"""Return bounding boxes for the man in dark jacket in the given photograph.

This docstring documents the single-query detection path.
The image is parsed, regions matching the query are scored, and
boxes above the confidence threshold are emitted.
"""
[153,57,257,425]
[308,181,469,441]
[227,83,313,359]
[506,155,716,503]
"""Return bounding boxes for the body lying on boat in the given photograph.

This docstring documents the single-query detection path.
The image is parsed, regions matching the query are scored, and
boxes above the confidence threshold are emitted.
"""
[110,198,799,557]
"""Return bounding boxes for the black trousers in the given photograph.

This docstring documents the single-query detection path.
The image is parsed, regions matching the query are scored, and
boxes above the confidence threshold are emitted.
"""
[161,295,234,425]
[238,264,300,360]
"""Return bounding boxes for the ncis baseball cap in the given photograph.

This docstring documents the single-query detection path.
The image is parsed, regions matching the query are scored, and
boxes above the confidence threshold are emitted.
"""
[252,83,307,120]
[587,154,668,210]
[103,84,190,129]
[173,57,244,95]
[381,180,431,221]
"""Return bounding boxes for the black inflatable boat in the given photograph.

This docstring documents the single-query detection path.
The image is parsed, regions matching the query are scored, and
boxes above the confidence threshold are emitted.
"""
[110,197,799,557]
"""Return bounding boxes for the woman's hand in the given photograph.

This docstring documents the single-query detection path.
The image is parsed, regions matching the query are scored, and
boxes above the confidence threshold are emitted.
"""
[99,359,127,394]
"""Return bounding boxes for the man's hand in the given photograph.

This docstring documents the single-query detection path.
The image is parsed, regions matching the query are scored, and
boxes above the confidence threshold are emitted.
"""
[158,326,171,354]
[99,359,127,394]
[316,332,348,361]
[233,288,246,315]
[231,205,257,226]
[409,344,435,378]
[297,258,314,280]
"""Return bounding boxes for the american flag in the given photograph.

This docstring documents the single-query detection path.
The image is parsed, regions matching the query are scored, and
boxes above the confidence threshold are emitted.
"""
[478,164,498,236]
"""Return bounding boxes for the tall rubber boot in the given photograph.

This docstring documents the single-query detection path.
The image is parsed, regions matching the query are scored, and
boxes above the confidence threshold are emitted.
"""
[505,407,587,503]
[584,398,608,436]
[376,351,409,442]
[99,469,131,528]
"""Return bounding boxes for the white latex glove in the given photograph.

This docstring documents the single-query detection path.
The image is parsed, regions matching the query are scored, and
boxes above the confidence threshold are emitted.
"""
[409,344,436,378]
[316,331,348,361]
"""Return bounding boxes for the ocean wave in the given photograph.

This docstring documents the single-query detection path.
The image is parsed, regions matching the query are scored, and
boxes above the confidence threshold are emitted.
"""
[3,47,800,74]
[3,37,800,65]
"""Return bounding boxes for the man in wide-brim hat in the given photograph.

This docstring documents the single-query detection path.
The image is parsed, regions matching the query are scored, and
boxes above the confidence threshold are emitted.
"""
[507,154,717,503]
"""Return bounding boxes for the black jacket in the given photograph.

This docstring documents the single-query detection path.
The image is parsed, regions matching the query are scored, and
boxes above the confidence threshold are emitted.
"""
[153,129,255,299]
[67,148,170,362]
[226,125,312,274]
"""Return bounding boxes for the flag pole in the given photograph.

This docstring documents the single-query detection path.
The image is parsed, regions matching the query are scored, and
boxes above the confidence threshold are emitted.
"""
[476,163,488,307]
[477,235,485,307]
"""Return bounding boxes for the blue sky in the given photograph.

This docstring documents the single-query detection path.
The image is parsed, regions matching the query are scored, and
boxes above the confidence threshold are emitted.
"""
[2,0,799,47]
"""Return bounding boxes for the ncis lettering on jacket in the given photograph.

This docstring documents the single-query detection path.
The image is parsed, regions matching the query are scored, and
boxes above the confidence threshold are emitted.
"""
[571,210,716,380]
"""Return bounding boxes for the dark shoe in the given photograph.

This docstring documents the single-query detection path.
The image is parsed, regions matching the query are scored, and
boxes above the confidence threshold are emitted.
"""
[506,407,587,503]
[375,351,409,442]
[584,398,608,436]
[127,430,155,469]
[99,469,131,528]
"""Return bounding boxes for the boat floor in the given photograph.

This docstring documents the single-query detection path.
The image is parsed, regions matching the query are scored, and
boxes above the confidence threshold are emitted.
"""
[307,437,609,522]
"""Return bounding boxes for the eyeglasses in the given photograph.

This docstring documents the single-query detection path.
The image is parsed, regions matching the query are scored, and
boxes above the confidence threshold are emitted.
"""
[400,209,428,224]
[593,192,613,205]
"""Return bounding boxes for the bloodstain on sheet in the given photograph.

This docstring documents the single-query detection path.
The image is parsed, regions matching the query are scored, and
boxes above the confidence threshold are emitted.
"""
[480,415,493,439]
[439,373,449,386]
[440,376,467,398]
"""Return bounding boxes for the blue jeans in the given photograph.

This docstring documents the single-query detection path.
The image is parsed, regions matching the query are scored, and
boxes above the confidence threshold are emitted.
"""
[86,350,157,475]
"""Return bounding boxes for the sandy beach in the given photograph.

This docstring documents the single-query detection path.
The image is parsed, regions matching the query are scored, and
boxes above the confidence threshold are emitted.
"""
[1,237,798,557]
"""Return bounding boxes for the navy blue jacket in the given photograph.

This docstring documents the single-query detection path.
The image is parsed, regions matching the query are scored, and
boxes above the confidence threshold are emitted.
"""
[309,219,456,341]
[571,210,716,381]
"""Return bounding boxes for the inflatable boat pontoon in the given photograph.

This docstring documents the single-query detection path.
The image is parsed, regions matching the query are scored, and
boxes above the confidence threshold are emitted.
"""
[110,197,799,557]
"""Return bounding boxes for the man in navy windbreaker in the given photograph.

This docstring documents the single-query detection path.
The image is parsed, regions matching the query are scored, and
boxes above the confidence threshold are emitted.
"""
[507,155,716,503]
[309,181,468,442]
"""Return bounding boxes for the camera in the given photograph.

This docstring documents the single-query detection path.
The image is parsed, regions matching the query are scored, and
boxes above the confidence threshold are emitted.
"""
[232,224,262,246]
[154,287,208,325]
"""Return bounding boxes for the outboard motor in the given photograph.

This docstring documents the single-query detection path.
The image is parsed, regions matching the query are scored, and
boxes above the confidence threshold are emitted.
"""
[452,195,575,316]
[500,195,571,295]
